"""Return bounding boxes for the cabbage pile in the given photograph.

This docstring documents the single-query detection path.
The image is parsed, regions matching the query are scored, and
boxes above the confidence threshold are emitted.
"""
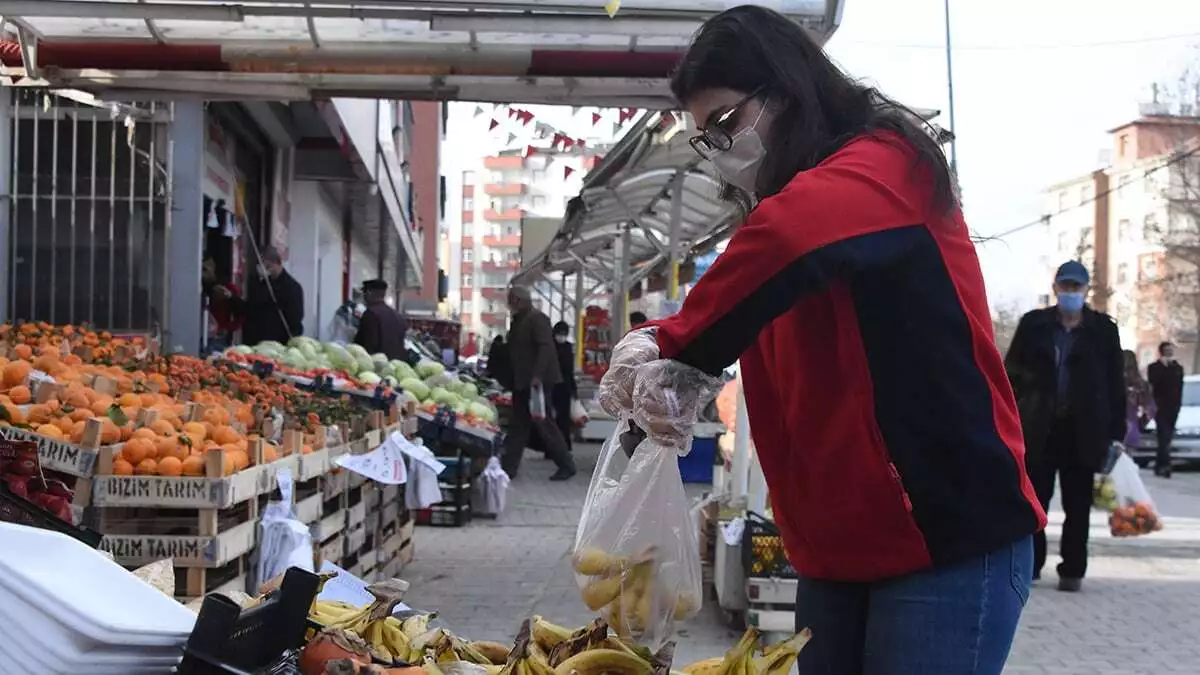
[230,338,496,424]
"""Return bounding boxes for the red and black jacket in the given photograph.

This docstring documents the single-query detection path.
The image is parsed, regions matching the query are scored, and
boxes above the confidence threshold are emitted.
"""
[653,134,1046,581]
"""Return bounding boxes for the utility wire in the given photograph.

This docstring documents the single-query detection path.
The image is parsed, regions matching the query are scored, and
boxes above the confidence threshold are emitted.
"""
[982,144,1200,242]
[843,32,1200,52]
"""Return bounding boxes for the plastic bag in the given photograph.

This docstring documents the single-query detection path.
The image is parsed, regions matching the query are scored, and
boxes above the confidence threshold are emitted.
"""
[571,417,703,647]
[530,382,547,420]
[474,457,511,516]
[598,328,659,417]
[571,398,589,427]
[257,469,314,585]
[1107,453,1164,537]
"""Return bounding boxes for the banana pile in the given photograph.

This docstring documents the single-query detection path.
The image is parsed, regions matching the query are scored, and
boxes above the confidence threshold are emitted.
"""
[678,627,812,675]
[572,547,698,639]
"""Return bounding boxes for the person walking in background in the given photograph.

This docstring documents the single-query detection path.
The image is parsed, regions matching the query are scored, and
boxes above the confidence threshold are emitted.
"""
[503,287,576,481]
[354,279,408,360]
[486,335,513,390]
[201,256,242,353]
[1124,350,1154,449]
[1005,260,1125,592]
[551,321,578,452]
[233,246,304,346]
[1148,341,1184,478]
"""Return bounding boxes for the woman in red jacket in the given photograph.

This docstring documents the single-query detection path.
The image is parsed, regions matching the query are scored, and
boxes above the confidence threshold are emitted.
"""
[600,7,1045,674]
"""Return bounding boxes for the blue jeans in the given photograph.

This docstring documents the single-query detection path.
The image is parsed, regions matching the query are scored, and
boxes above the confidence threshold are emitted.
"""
[794,536,1032,674]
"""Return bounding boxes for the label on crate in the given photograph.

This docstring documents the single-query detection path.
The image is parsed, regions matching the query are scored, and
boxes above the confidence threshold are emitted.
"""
[92,476,227,507]
[0,426,96,476]
[100,535,217,565]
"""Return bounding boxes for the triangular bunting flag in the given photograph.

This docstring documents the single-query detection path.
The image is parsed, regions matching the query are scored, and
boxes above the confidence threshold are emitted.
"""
[591,112,602,126]
[507,108,518,119]
[517,110,535,125]
[474,105,485,118]
[489,119,500,131]
[564,166,575,179]
[524,145,537,158]
[507,132,518,145]
[561,137,576,150]
[604,0,621,18]
[612,121,623,136]
[571,106,582,116]
[576,139,587,148]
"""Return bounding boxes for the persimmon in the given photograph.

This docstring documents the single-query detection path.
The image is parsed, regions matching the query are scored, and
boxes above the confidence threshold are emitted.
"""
[1,403,24,425]
[35,424,64,439]
[89,397,114,416]
[25,404,51,425]
[32,353,58,373]
[63,353,82,366]
[221,452,236,476]
[161,437,189,462]
[98,418,121,445]
[262,443,279,463]
[211,425,239,445]
[125,437,156,463]
[139,393,158,408]
[181,455,205,477]
[62,388,90,409]
[112,459,135,476]
[8,385,30,405]
[157,456,183,477]
[52,417,75,435]
[134,458,158,475]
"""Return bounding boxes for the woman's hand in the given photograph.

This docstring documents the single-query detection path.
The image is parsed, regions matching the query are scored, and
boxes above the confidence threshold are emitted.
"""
[598,328,660,416]
[630,359,725,455]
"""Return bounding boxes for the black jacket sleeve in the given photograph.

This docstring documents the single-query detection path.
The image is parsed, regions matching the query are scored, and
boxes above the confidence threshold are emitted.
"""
[355,309,381,355]
[281,278,304,337]
[1003,311,1037,403]
[1105,319,1126,442]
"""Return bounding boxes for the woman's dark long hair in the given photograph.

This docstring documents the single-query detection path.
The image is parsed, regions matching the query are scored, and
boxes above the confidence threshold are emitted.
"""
[671,6,957,216]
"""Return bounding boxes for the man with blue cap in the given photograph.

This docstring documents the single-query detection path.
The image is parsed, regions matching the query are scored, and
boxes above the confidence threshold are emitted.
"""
[1004,260,1125,592]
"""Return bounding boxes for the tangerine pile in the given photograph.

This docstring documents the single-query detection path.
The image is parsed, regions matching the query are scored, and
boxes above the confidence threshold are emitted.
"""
[0,324,320,478]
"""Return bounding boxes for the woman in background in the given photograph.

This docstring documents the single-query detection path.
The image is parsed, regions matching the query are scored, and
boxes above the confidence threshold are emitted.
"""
[551,321,578,451]
[1124,350,1154,449]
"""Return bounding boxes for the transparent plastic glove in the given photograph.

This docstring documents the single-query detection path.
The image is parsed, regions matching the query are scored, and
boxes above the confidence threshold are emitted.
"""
[630,359,724,456]
[598,328,660,417]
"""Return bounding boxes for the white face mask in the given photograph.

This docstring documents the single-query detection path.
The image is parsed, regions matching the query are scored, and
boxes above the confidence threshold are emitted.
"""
[709,106,767,194]
[554,335,567,344]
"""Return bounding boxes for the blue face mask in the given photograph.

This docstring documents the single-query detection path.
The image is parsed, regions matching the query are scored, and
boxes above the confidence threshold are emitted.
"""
[1057,292,1085,314]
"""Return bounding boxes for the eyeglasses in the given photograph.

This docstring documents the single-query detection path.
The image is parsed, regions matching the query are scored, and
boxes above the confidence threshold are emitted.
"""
[688,88,765,159]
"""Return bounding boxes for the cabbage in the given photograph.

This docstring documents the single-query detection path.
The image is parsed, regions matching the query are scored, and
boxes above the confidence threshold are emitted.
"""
[468,402,495,422]
[346,343,370,359]
[229,345,253,355]
[254,341,285,358]
[415,360,445,379]
[430,387,459,406]
[358,371,382,386]
[354,353,374,372]
[457,382,478,398]
[424,372,453,389]
[400,390,421,406]
[391,360,416,380]
[325,344,357,373]
[400,377,430,401]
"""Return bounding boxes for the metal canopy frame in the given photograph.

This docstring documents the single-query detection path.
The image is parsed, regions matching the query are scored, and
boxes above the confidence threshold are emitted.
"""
[0,0,845,107]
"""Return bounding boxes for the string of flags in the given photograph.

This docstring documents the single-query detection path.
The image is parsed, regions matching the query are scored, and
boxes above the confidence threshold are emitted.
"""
[471,102,640,180]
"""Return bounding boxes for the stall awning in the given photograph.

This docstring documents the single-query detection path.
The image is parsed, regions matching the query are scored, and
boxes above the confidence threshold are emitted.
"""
[0,0,845,107]
[516,105,951,290]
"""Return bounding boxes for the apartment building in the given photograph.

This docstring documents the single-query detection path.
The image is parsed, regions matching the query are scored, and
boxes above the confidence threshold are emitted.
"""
[1043,112,1200,368]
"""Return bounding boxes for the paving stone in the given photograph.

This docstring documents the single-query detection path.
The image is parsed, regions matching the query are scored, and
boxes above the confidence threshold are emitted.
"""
[400,444,1200,672]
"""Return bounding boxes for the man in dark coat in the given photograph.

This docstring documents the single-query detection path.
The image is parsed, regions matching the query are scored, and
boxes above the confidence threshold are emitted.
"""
[1147,340,1184,478]
[354,280,408,360]
[551,321,578,452]
[236,246,304,346]
[502,286,576,481]
[1005,260,1125,592]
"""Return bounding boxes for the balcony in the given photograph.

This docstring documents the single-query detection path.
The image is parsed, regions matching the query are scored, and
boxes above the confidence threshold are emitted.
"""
[484,156,525,170]
[461,287,473,301]
[481,288,507,301]
[481,260,521,272]
[482,234,522,247]
[461,236,473,248]
[481,312,508,326]
[485,208,524,221]
[485,183,526,197]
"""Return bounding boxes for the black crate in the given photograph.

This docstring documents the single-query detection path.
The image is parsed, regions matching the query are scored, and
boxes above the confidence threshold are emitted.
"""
[0,480,102,548]
[741,511,797,580]
[415,502,471,527]
[175,567,319,674]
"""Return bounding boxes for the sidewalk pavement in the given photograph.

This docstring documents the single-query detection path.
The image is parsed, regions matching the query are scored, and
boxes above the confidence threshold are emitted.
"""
[400,445,1200,673]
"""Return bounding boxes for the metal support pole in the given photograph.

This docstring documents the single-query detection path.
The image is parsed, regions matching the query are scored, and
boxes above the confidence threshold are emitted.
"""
[0,89,10,323]
[574,269,586,369]
[667,170,685,301]
[943,0,958,175]
[613,226,632,336]
[166,101,205,354]
[731,372,751,503]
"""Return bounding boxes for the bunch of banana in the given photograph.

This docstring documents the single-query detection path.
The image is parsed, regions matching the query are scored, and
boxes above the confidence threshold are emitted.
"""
[572,547,699,639]
[678,627,812,675]
[308,579,414,664]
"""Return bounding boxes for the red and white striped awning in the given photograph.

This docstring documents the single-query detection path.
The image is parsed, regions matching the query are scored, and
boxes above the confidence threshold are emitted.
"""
[0,0,844,106]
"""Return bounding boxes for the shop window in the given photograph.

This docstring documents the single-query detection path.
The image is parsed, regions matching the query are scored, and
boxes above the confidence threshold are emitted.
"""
[463,221,473,236]
[504,224,519,237]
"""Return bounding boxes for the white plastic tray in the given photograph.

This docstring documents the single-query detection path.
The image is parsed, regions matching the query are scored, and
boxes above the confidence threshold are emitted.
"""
[0,631,176,675]
[0,523,196,646]
[0,584,183,665]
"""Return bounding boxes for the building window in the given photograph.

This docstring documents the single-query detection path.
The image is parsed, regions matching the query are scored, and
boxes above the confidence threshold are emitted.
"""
[1140,256,1157,281]
[1145,171,1158,193]
[463,274,472,288]
[439,175,447,218]
[505,223,519,237]
[1080,226,1093,247]
[1057,191,1068,212]
[463,248,473,262]
[463,198,474,211]
[1118,218,1131,241]
[462,221,472,236]
[532,169,547,183]
[1144,213,1158,239]
[1119,134,1129,158]
[1080,185,1093,205]
[506,251,520,262]
[1116,263,1129,285]
[463,170,476,185]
